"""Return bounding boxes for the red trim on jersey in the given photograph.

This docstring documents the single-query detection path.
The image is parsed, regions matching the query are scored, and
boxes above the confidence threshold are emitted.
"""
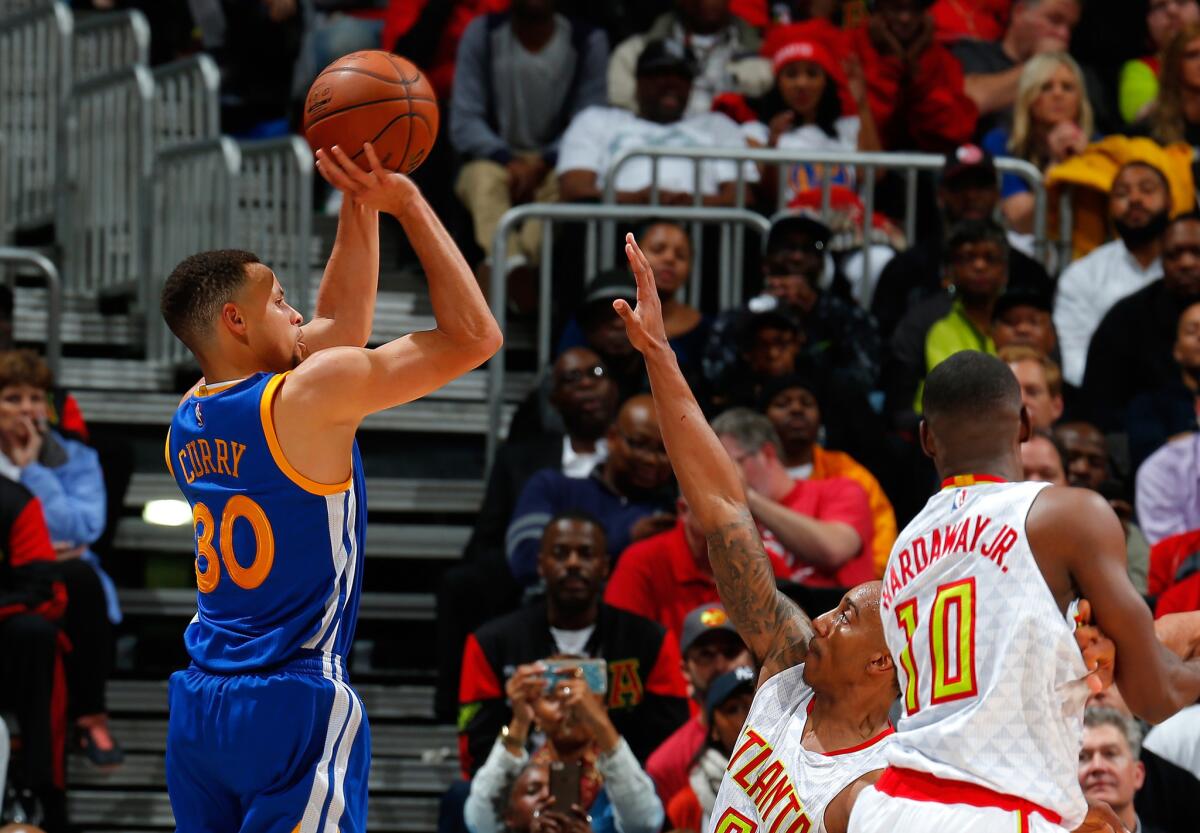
[874,767,1062,824]
[804,699,896,755]
[940,474,1007,490]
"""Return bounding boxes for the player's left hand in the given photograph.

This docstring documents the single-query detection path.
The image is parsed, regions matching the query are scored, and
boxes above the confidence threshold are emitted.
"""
[1074,599,1116,695]
[613,233,669,355]
[1071,798,1127,833]
[314,143,418,215]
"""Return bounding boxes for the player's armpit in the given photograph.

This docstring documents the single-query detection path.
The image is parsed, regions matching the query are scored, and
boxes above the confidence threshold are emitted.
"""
[822,769,883,833]
[706,509,813,683]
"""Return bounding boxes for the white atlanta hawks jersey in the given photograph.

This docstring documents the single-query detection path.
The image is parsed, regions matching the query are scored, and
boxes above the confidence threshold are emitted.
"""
[708,663,894,833]
[878,479,1090,829]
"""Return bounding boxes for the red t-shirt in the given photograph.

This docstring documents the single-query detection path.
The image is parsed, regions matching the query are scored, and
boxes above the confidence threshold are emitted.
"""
[762,478,875,588]
[645,714,707,804]
[605,522,790,643]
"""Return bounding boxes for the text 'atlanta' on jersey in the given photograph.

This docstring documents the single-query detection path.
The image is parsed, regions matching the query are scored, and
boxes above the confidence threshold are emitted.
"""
[852,480,1090,833]
[164,371,370,833]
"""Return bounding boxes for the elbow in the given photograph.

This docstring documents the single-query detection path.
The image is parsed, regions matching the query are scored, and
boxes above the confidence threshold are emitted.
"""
[474,324,504,362]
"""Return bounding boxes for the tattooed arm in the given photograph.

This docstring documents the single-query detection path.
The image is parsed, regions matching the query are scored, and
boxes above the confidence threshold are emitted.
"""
[614,234,813,683]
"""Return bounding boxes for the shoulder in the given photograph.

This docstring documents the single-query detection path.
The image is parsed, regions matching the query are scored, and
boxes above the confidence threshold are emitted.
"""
[611,31,648,59]
[570,105,627,131]
[1027,485,1124,546]
[517,467,573,495]
[981,127,1010,154]
[600,602,669,642]
[475,602,545,645]
[1061,241,1121,279]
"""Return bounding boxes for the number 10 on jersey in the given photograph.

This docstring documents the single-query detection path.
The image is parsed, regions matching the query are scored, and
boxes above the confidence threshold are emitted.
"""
[895,578,978,715]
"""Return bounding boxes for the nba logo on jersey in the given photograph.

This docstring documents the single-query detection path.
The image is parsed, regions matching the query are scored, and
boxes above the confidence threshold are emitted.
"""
[952,489,968,510]
[194,401,203,428]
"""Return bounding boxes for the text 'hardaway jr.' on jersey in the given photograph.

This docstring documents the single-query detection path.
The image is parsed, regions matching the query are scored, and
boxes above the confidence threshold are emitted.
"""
[709,663,894,833]
[166,372,367,673]
[879,479,1090,829]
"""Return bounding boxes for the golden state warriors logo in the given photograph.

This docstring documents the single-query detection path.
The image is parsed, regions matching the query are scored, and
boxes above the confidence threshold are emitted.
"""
[700,608,728,627]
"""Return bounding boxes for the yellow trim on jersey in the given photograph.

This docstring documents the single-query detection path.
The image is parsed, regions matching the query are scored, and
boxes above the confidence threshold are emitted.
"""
[164,426,174,477]
[259,372,352,496]
[196,378,246,397]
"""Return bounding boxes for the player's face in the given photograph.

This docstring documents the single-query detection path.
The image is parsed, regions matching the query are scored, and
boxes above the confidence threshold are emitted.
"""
[765,386,821,452]
[1021,435,1068,485]
[710,690,755,754]
[242,265,304,371]
[538,519,608,609]
[683,631,751,699]
[1078,724,1144,812]
[0,383,47,441]
[504,763,550,833]
[1174,302,1200,370]
[803,584,889,691]
[1008,360,1062,431]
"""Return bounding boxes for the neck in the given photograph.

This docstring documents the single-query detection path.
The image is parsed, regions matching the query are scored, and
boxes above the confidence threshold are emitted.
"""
[568,433,597,454]
[549,738,592,764]
[512,13,555,50]
[805,687,892,753]
[198,353,265,388]
[960,297,996,336]
[1001,31,1023,64]
[1126,237,1162,269]
[937,456,1023,484]
[1183,366,1200,392]
[547,597,599,631]
[766,468,795,502]
[785,442,814,469]
[1116,804,1136,832]
[685,17,725,36]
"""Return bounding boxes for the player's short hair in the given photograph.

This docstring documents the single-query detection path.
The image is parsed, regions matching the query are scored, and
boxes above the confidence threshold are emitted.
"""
[711,407,786,460]
[922,351,1022,421]
[161,249,261,353]
[1084,707,1143,758]
[0,349,53,392]
[997,345,1063,398]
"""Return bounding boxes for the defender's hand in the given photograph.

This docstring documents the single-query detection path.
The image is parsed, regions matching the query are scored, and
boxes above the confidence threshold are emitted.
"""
[315,143,419,216]
[613,233,669,354]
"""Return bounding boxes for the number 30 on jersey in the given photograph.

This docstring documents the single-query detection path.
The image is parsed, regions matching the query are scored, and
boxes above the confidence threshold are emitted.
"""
[895,578,978,715]
[191,496,276,593]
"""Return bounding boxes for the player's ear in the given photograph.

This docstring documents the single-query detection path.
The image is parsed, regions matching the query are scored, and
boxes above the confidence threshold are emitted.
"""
[918,419,936,460]
[868,649,894,676]
[219,301,248,338]
[1018,405,1033,443]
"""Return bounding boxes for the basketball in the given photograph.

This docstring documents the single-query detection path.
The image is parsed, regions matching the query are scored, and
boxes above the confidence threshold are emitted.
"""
[302,51,439,175]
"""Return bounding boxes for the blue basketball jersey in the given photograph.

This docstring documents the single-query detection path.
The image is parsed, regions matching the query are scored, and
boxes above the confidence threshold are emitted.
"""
[166,371,367,673]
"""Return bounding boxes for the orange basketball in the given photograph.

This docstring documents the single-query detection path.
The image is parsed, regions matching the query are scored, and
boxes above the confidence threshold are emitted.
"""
[303,51,439,175]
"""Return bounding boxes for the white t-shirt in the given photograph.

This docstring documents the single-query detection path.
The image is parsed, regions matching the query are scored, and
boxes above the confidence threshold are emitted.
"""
[741,116,860,204]
[1144,704,1200,780]
[557,106,758,195]
[561,436,607,479]
[549,624,596,657]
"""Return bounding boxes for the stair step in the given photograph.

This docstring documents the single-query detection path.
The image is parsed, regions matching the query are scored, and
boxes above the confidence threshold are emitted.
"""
[106,718,456,757]
[59,358,172,391]
[74,390,515,435]
[15,286,141,346]
[118,588,434,621]
[127,472,484,514]
[106,679,437,720]
[69,790,441,831]
[116,517,469,560]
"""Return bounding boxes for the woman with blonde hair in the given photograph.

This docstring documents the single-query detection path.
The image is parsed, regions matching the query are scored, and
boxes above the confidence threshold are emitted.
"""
[1149,22,1200,146]
[982,52,1095,235]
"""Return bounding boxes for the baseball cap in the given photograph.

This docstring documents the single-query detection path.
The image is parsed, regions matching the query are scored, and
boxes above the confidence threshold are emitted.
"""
[761,22,843,80]
[680,603,739,654]
[758,371,823,412]
[765,212,832,257]
[636,39,698,78]
[942,144,997,189]
[704,665,756,722]
[582,268,637,306]
[993,286,1054,321]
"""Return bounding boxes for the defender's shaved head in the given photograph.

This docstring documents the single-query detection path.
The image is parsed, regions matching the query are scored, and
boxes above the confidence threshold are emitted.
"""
[923,351,1023,421]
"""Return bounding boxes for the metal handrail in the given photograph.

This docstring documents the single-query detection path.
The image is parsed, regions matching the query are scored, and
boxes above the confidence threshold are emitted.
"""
[152,54,220,151]
[486,203,771,462]
[72,8,149,85]
[0,246,61,378]
[601,145,1053,273]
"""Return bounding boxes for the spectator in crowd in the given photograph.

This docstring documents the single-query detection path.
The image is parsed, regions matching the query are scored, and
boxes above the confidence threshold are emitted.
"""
[717,21,881,208]
[605,502,789,640]
[607,0,769,117]
[1054,161,1171,389]
[506,395,676,586]
[983,52,1094,234]
[845,0,979,151]
[1149,526,1200,615]
[1078,709,1159,833]
[558,40,758,206]
[1021,428,1069,483]
[760,374,897,577]
[871,145,1053,342]
[0,476,70,830]
[1136,432,1200,547]
[705,214,881,398]
[465,655,665,833]
[1054,421,1151,593]
[664,666,757,833]
[1145,704,1200,786]
[491,761,551,833]
[991,287,1058,357]
[382,0,508,101]
[1148,23,1200,146]
[451,0,609,283]
[1127,298,1200,471]
[1121,0,1200,125]
[952,0,1081,136]
[929,0,1013,44]
[435,346,618,720]
[644,605,753,804]
[711,408,874,588]
[559,223,708,371]
[1084,212,1200,432]
[1000,345,1064,430]
[0,351,122,767]
[300,2,388,87]
[458,512,689,775]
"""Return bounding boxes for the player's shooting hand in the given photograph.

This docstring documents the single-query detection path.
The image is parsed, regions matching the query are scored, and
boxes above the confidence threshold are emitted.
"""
[1071,798,1127,833]
[613,234,669,355]
[1074,599,1116,694]
[314,143,418,216]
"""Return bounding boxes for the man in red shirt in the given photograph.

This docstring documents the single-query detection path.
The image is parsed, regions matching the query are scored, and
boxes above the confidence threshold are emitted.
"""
[710,408,875,589]
[604,498,790,641]
[642,603,751,804]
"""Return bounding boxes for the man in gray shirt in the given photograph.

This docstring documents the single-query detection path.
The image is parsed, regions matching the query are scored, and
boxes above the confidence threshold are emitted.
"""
[450,0,608,278]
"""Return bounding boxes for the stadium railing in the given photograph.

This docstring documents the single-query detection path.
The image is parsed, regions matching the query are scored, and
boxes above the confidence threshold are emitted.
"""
[600,146,1056,281]
[0,246,62,378]
[58,64,155,304]
[0,1,72,232]
[71,8,149,86]
[152,54,221,151]
[485,203,770,461]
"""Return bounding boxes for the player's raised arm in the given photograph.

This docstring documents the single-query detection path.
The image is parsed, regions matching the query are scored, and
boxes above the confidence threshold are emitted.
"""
[297,145,383,353]
[613,234,812,682]
[1029,487,1200,724]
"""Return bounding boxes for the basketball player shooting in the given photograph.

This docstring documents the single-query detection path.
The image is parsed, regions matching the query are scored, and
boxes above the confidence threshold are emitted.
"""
[159,143,502,833]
